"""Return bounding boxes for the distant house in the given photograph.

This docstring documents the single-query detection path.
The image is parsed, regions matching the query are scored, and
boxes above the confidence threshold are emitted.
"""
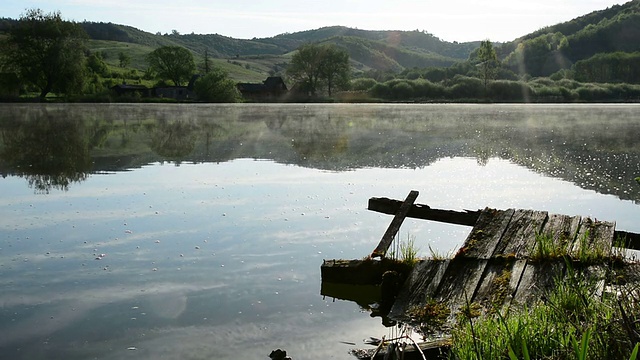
[152,75,201,100]
[152,86,191,100]
[237,76,288,101]
[110,84,150,97]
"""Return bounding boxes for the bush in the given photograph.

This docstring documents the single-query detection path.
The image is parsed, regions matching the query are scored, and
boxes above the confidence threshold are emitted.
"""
[391,81,414,100]
[350,78,378,91]
[194,68,240,102]
[369,82,392,99]
[411,79,444,99]
[448,76,483,99]
[487,80,532,101]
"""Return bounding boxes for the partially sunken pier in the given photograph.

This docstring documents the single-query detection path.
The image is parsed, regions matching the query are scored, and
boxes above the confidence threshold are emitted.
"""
[321,190,640,359]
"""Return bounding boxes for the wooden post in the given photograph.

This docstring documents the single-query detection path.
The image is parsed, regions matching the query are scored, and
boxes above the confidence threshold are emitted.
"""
[371,190,419,259]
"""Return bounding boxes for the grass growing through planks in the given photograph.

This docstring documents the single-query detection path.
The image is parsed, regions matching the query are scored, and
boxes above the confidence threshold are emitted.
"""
[449,263,640,360]
[389,233,421,267]
[529,227,614,265]
[529,231,571,262]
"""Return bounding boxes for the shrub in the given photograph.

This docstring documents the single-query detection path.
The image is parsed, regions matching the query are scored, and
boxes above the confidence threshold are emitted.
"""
[488,80,532,101]
[391,81,414,100]
[412,79,444,99]
[350,78,378,91]
[448,76,483,99]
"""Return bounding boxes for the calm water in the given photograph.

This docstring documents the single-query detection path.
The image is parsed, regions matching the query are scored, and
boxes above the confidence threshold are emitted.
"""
[1,103,639,359]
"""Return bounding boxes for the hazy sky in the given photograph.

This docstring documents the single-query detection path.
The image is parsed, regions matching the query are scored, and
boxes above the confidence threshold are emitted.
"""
[2,0,629,42]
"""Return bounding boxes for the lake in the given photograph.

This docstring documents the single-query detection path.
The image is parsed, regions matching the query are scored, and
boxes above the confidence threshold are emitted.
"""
[1,103,639,360]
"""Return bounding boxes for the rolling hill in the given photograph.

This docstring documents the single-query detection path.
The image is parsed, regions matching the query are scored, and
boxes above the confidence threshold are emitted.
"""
[2,0,639,83]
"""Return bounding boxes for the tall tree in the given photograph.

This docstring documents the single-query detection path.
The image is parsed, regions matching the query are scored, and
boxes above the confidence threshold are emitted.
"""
[319,45,350,96]
[146,46,195,86]
[287,43,324,96]
[118,51,130,68]
[3,9,88,100]
[202,49,211,74]
[193,67,240,102]
[476,40,498,94]
[287,43,350,97]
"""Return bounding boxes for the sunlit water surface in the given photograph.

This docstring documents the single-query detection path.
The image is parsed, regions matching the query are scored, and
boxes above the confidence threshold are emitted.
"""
[1,104,639,359]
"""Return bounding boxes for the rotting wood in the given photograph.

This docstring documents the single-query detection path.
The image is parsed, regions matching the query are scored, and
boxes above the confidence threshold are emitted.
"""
[368,197,480,226]
[543,214,582,252]
[339,193,640,338]
[389,259,450,320]
[493,210,548,258]
[457,208,514,259]
[472,260,518,312]
[371,190,419,259]
[512,261,566,305]
[571,218,616,258]
[433,258,489,315]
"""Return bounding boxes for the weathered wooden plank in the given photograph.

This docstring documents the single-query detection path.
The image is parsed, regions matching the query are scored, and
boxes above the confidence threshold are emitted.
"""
[371,190,419,259]
[571,218,616,258]
[457,208,515,259]
[473,260,518,312]
[389,259,450,320]
[493,210,548,258]
[540,214,582,255]
[434,258,489,316]
[512,261,566,305]
[368,197,481,226]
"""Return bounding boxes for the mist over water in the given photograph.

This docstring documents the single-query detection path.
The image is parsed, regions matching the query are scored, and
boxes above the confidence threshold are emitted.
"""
[1,103,639,359]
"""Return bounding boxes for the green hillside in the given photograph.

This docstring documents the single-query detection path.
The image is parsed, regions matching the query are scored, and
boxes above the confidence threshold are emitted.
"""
[497,0,640,77]
[2,1,640,101]
[77,22,478,79]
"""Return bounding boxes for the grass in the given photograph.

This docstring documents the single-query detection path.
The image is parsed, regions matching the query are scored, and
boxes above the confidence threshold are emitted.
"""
[529,224,617,265]
[448,262,640,360]
[388,233,421,267]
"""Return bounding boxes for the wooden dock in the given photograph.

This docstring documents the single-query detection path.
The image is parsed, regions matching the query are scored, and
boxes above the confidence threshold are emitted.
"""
[322,190,640,357]
[365,191,639,323]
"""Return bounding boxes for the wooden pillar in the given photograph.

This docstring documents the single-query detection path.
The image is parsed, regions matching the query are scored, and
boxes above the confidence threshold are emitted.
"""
[371,190,419,259]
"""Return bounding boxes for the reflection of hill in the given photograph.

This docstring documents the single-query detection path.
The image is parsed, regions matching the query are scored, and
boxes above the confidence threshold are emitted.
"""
[0,104,638,202]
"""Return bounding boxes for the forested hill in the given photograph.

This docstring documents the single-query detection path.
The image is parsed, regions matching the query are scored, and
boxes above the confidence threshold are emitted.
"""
[77,23,480,70]
[1,0,639,80]
[496,0,640,77]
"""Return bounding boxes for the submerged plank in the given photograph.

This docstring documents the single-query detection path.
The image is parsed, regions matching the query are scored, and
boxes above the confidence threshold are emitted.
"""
[389,260,450,320]
[371,191,419,258]
[434,258,489,316]
[368,197,481,226]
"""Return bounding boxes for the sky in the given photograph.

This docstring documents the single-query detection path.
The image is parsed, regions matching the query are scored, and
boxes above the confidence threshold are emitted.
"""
[1,0,630,43]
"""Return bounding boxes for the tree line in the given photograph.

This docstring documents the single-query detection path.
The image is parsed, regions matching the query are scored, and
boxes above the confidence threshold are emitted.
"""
[1,8,639,103]
[0,9,352,102]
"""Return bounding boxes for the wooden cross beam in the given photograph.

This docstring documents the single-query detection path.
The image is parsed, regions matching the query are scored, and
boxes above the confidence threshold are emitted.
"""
[371,190,419,259]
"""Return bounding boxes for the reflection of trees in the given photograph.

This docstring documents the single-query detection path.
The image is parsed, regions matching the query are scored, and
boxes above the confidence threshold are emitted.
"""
[148,118,198,163]
[279,114,349,167]
[0,109,92,193]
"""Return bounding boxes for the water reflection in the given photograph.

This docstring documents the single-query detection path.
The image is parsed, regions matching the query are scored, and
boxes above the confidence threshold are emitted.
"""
[0,106,91,193]
[0,104,639,360]
[0,104,638,202]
